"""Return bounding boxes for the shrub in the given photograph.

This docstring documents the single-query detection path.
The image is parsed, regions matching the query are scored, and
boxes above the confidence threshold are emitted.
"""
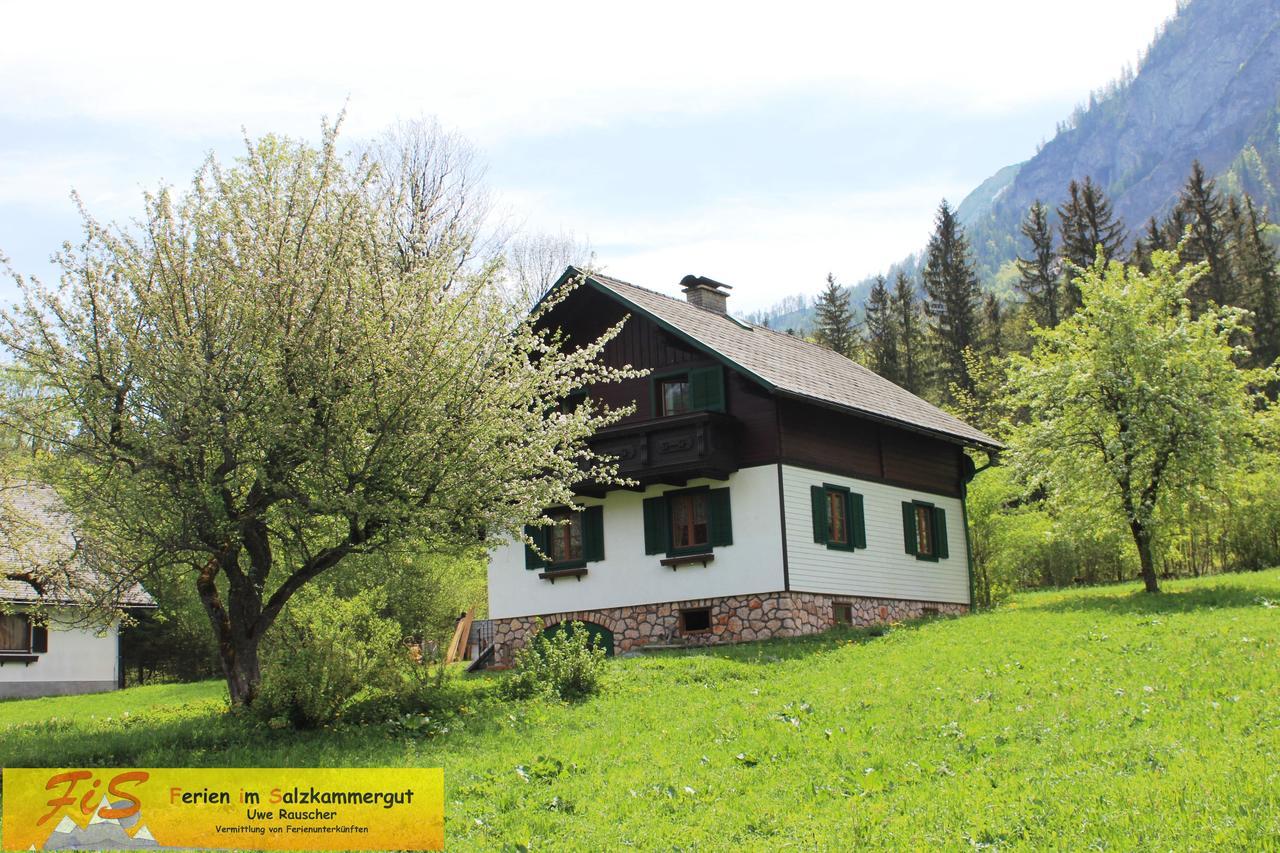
[501,620,608,702]
[255,588,404,728]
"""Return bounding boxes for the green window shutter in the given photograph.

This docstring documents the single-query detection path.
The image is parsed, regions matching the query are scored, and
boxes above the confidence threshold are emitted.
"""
[524,525,547,570]
[31,623,47,654]
[810,485,828,543]
[688,366,725,412]
[901,502,917,555]
[709,487,733,547]
[933,507,949,559]
[850,492,866,549]
[643,496,669,555]
[583,506,605,562]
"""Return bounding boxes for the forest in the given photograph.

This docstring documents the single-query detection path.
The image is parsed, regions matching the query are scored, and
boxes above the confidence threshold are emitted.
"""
[805,161,1280,604]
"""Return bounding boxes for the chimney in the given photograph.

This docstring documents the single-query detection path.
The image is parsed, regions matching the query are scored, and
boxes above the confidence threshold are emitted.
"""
[680,274,732,314]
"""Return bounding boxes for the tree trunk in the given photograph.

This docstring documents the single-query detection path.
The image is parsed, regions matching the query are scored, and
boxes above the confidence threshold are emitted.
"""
[220,639,262,707]
[1130,521,1160,593]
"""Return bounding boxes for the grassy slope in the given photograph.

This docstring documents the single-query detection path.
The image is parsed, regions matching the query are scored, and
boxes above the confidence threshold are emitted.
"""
[3,571,1278,850]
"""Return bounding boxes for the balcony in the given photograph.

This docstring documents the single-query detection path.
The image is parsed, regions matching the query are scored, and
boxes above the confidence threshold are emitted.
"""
[578,411,739,495]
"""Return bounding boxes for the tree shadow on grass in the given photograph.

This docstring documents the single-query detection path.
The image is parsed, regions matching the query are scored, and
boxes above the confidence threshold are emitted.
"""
[1031,579,1278,616]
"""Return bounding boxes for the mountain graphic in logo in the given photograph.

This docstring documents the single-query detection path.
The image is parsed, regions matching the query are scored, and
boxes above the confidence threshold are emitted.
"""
[38,797,172,851]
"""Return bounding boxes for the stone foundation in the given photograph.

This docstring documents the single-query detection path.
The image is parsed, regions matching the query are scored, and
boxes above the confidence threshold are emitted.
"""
[490,592,967,664]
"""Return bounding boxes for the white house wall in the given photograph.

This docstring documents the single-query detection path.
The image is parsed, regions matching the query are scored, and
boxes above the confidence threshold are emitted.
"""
[488,465,785,619]
[781,464,971,605]
[0,608,120,699]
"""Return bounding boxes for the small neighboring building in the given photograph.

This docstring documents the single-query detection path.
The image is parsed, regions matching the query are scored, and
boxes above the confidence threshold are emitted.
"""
[485,269,1001,663]
[0,483,155,699]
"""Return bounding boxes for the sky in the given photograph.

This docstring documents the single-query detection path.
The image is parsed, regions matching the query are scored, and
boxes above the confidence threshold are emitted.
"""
[1,0,1177,315]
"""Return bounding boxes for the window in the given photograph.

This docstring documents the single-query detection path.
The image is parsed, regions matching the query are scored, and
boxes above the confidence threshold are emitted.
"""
[546,508,583,564]
[659,378,690,416]
[525,506,604,571]
[643,487,733,556]
[810,485,865,550]
[0,614,30,652]
[833,602,854,625]
[651,366,725,417]
[902,500,949,561]
[557,391,587,415]
[669,492,709,551]
[680,607,712,633]
[915,504,933,556]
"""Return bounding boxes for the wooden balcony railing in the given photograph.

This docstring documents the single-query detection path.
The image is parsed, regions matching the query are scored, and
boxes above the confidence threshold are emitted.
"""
[579,411,739,494]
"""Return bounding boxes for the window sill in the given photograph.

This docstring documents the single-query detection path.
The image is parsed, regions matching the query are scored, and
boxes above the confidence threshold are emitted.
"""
[660,552,715,570]
[0,653,38,665]
[825,541,858,552]
[538,567,588,583]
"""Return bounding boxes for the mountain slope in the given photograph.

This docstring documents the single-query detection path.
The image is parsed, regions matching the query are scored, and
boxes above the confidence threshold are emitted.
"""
[964,0,1280,278]
[751,0,1280,330]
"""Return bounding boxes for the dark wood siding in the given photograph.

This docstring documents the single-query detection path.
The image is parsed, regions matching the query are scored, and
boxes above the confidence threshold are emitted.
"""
[541,288,779,462]
[540,286,964,496]
[778,398,963,498]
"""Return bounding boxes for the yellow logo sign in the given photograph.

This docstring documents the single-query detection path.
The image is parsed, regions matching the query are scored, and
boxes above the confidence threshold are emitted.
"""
[1,768,443,851]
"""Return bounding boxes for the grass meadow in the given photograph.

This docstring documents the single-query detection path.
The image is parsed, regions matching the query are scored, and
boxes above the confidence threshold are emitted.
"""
[2,570,1278,850]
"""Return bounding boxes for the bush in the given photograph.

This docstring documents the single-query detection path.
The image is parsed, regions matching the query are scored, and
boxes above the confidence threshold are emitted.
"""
[501,620,608,702]
[255,588,404,728]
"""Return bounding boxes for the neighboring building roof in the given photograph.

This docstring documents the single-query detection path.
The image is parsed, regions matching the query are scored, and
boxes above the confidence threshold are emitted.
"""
[564,268,1001,449]
[0,482,155,608]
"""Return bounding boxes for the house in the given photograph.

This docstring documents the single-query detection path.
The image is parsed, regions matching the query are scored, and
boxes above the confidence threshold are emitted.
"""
[0,483,155,699]
[486,269,1000,662]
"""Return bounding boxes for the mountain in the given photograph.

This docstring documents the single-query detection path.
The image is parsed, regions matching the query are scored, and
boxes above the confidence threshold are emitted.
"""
[749,0,1280,330]
[963,0,1280,280]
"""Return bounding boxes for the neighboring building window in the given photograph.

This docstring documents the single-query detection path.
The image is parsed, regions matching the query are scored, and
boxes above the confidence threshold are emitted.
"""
[652,366,725,416]
[810,485,866,550]
[525,506,604,570]
[0,614,30,652]
[902,500,949,561]
[680,607,712,633]
[642,486,733,556]
[833,602,854,625]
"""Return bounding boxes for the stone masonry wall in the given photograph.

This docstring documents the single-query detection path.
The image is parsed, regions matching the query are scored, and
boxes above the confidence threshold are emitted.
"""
[490,592,967,664]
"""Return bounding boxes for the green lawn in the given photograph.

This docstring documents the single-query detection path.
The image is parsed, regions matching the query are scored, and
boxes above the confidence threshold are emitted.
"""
[3,570,1279,850]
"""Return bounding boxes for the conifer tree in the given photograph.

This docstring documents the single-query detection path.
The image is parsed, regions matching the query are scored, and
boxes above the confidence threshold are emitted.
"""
[813,273,858,358]
[982,292,1006,358]
[1177,160,1235,310]
[922,200,982,398]
[1057,177,1127,312]
[1229,194,1280,370]
[863,275,900,383]
[1015,201,1060,327]
[1133,216,1168,273]
[892,271,925,396]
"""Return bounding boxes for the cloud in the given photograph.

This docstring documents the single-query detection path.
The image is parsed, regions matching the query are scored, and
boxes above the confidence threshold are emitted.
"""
[3,0,1175,143]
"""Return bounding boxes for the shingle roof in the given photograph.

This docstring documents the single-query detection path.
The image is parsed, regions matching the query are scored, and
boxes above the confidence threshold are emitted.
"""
[576,269,1001,449]
[0,482,155,607]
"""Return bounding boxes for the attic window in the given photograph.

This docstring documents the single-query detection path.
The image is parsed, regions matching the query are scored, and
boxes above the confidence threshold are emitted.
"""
[658,377,690,416]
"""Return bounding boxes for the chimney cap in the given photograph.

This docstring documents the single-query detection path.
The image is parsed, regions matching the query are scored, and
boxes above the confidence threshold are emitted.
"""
[680,274,733,292]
